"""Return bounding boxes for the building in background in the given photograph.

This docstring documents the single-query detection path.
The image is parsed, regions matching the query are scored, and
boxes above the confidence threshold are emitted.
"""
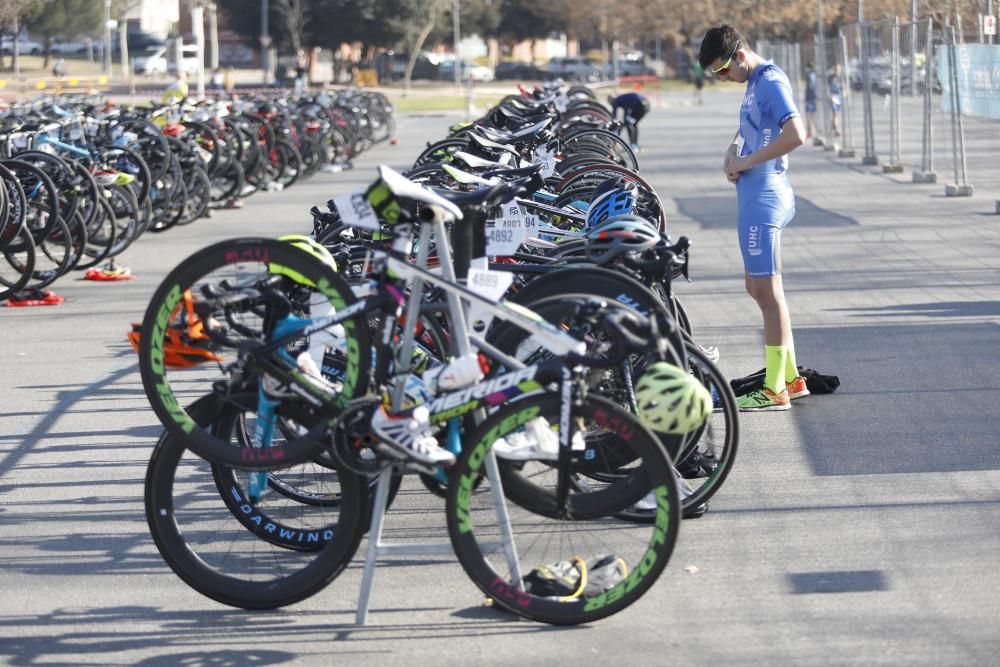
[121,0,181,39]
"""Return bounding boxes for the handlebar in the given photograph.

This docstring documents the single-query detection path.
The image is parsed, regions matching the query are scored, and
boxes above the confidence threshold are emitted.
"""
[562,301,656,369]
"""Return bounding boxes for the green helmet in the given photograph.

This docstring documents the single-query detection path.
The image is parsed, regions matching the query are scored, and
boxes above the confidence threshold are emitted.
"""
[634,362,712,434]
[269,234,337,287]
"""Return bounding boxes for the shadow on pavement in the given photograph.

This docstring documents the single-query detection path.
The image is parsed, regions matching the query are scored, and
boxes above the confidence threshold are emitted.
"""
[791,322,1000,475]
[674,195,858,229]
[829,301,1000,318]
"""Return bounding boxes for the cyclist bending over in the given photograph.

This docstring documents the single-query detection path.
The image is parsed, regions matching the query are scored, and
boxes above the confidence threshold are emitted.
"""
[608,92,651,152]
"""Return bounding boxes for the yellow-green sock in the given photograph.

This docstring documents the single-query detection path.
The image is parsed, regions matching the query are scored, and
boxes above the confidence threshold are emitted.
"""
[765,345,787,393]
[785,342,799,383]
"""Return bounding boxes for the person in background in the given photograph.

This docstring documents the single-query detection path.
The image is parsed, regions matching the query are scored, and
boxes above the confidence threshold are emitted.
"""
[829,63,844,137]
[698,23,810,412]
[692,59,704,104]
[161,70,188,103]
[607,91,651,152]
[52,58,67,79]
[804,62,818,139]
[294,49,308,93]
[210,68,224,90]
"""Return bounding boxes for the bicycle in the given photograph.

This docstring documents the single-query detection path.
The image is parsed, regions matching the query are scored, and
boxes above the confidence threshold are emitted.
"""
[139,167,690,623]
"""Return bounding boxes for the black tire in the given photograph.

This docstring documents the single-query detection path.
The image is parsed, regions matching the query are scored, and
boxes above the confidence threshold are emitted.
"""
[145,394,367,609]
[74,192,118,270]
[2,159,61,244]
[214,393,402,525]
[209,159,245,204]
[28,215,74,290]
[272,138,302,189]
[176,166,212,225]
[501,266,683,359]
[138,238,371,469]
[616,342,739,519]
[446,393,680,625]
[0,226,36,300]
[413,138,467,168]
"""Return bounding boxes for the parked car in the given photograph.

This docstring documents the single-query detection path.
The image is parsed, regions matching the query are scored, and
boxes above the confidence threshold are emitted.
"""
[372,52,436,82]
[124,31,165,53]
[494,61,547,80]
[614,57,656,77]
[439,59,494,82]
[134,45,199,75]
[51,38,90,55]
[0,37,43,55]
[545,57,606,82]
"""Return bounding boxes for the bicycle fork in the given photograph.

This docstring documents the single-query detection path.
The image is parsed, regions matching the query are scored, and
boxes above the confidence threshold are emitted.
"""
[248,385,279,503]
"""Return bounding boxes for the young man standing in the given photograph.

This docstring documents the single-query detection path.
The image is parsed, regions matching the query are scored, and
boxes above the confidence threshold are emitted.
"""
[698,24,810,411]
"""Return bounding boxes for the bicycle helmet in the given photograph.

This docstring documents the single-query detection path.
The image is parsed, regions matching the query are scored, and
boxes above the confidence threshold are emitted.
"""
[584,176,637,228]
[268,234,338,287]
[634,362,712,434]
[584,214,660,262]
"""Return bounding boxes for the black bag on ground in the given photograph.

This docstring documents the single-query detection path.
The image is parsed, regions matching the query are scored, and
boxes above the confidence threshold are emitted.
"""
[730,366,840,396]
[521,554,627,598]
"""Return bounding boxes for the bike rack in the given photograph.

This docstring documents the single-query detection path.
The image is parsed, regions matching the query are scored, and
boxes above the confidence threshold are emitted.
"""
[354,450,524,625]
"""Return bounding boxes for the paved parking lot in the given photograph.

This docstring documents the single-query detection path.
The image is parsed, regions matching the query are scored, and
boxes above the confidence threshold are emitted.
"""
[1,88,999,665]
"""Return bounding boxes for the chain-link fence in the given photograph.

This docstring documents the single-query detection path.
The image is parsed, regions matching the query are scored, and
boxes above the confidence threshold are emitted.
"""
[754,23,998,209]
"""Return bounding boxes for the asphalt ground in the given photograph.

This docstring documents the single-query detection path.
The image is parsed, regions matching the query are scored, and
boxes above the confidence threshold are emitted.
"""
[1,88,999,665]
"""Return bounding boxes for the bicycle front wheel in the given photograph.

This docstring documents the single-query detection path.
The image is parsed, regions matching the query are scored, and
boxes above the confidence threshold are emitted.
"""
[446,394,680,625]
[137,237,371,469]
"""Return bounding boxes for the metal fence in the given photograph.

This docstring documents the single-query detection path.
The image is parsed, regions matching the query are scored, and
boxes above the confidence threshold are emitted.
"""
[763,17,1000,211]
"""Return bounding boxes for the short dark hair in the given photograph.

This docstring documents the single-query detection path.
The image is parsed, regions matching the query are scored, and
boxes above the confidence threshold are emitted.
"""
[698,24,744,70]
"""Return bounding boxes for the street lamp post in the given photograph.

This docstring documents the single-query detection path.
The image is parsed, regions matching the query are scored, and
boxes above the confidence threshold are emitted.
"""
[208,3,220,70]
[192,1,206,99]
[452,0,462,92]
[261,0,271,84]
[104,0,112,76]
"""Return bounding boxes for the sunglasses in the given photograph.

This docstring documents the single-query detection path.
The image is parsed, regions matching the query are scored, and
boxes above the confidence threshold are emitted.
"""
[711,42,740,76]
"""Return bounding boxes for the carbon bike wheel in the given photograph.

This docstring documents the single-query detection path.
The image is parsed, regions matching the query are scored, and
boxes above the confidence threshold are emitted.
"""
[209,159,245,204]
[145,393,367,609]
[215,392,401,522]
[272,138,302,189]
[1,159,61,244]
[0,226,36,300]
[496,266,685,366]
[138,237,371,469]
[28,215,73,290]
[74,192,118,270]
[176,166,211,225]
[447,393,680,625]
[615,343,739,518]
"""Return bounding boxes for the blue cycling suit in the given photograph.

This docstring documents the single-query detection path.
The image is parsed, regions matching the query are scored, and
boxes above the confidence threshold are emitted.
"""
[736,62,800,277]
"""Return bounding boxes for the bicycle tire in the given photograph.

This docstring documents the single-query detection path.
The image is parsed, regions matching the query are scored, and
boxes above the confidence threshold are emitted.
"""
[0,226,36,300]
[138,237,371,469]
[446,393,680,625]
[145,393,367,609]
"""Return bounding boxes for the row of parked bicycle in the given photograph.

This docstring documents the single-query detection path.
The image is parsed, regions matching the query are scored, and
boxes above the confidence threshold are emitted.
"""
[0,89,395,303]
[132,81,739,625]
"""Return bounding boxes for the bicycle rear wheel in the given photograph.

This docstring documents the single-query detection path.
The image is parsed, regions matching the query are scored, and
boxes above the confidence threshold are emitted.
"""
[447,394,680,625]
[146,393,367,609]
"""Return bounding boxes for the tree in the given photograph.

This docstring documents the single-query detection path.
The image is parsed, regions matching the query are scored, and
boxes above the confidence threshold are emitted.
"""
[26,0,102,67]
[0,0,43,71]
[497,0,565,43]
[403,0,446,91]
[273,0,308,53]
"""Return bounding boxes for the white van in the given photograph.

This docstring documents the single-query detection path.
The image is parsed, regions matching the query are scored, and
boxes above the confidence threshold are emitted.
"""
[134,45,200,76]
